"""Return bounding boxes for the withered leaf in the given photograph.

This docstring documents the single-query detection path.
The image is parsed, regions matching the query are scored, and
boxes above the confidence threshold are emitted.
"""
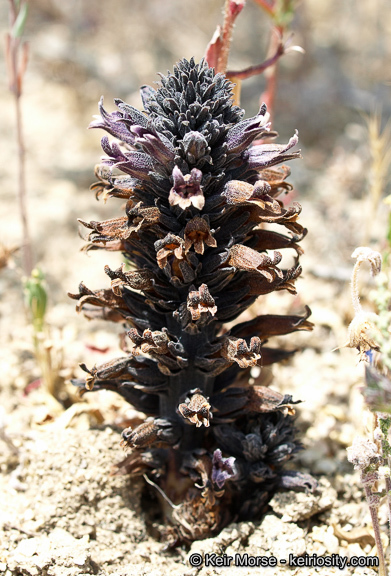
[79,357,130,390]
[245,386,298,414]
[248,229,306,256]
[68,282,127,315]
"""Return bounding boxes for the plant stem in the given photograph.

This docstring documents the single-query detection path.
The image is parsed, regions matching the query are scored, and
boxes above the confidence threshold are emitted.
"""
[362,479,386,576]
[216,0,245,73]
[385,474,391,572]
[260,26,283,121]
[15,91,32,276]
[226,39,284,79]
[217,0,234,73]
[379,415,391,573]
[351,258,363,315]
[6,0,33,276]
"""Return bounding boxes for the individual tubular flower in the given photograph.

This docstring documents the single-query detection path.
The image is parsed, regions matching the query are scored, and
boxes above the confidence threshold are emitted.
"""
[71,58,314,545]
[212,449,236,488]
[347,247,382,359]
[168,166,205,210]
[122,418,181,448]
[221,336,262,368]
[155,234,185,269]
[245,131,300,169]
[184,217,217,254]
[177,388,212,427]
[187,284,217,321]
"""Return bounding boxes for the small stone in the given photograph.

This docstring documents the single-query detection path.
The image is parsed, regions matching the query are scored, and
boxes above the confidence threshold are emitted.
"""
[311,525,339,554]
[269,477,337,522]
[247,515,306,558]
[13,537,39,558]
[347,542,365,558]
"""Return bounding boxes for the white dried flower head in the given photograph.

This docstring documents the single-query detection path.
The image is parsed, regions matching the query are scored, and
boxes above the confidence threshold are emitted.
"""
[351,247,382,277]
[348,246,382,359]
[347,436,381,470]
[347,311,380,359]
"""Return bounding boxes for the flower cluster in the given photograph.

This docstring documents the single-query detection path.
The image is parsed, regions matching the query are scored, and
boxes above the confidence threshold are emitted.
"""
[71,58,314,544]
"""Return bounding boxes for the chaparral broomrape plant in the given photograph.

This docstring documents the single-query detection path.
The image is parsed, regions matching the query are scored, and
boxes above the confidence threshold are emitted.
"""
[71,58,315,545]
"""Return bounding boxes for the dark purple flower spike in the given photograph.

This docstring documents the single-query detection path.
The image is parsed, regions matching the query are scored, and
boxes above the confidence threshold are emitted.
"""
[70,58,313,545]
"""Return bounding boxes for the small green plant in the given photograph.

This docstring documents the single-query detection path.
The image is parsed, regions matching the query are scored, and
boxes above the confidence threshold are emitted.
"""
[347,435,386,576]
[24,268,47,334]
[24,269,65,408]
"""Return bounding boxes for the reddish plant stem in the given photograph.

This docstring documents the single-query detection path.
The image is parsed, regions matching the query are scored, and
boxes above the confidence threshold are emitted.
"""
[216,0,234,73]
[260,25,284,121]
[226,39,284,79]
[216,0,245,73]
[362,480,386,576]
[385,475,391,570]
[6,0,33,276]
